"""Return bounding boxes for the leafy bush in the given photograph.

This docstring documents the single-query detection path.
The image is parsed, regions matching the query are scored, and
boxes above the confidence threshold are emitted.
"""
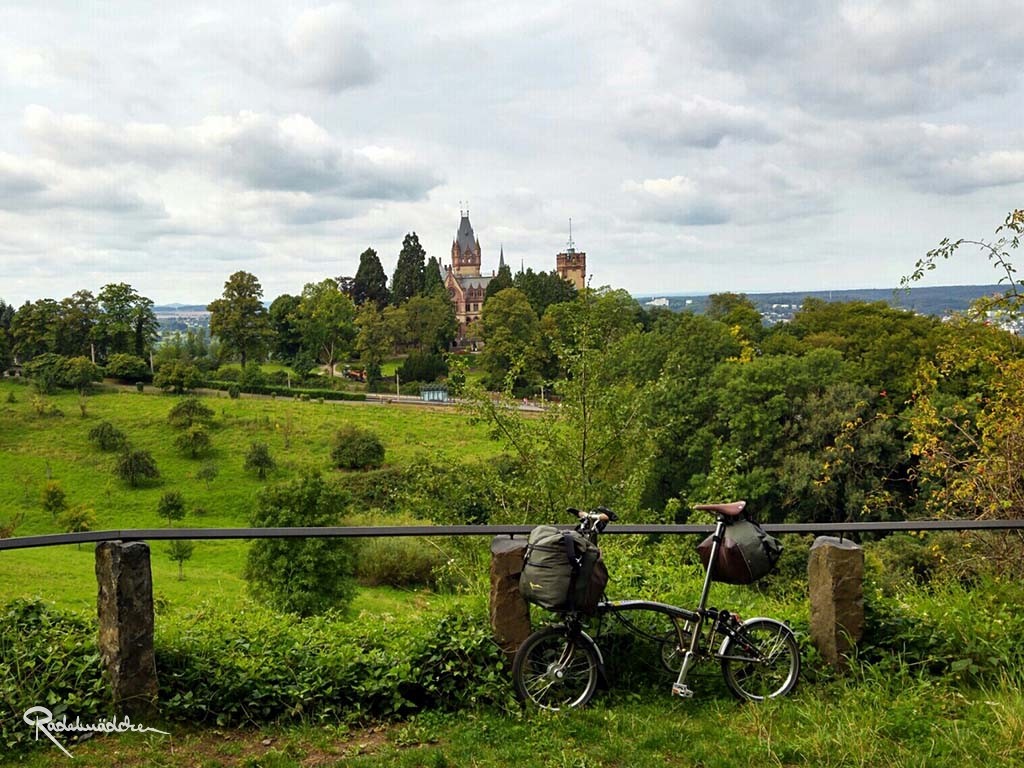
[167,396,214,429]
[244,442,276,479]
[174,425,211,458]
[214,365,241,382]
[88,420,127,451]
[398,351,447,384]
[105,353,150,382]
[245,473,355,616]
[153,361,202,394]
[23,353,68,394]
[157,490,186,526]
[0,600,108,754]
[228,384,240,399]
[331,425,385,470]
[114,448,160,487]
[356,537,445,588]
[40,480,67,519]
[240,361,266,388]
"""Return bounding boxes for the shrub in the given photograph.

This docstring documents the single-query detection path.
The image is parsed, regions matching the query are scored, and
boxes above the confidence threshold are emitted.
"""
[0,601,108,754]
[196,461,219,488]
[244,473,355,616]
[213,365,241,382]
[136,381,145,393]
[240,361,266,388]
[227,384,240,399]
[398,351,447,384]
[40,480,67,519]
[331,425,385,470]
[153,361,202,394]
[105,353,150,382]
[356,536,444,588]
[174,425,211,458]
[23,353,68,394]
[157,491,186,526]
[166,540,195,580]
[88,421,127,451]
[244,442,276,479]
[63,356,102,394]
[167,396,214,429]
[115,448,160,487]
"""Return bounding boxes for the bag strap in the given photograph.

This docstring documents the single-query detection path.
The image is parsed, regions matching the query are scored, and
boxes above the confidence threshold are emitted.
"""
[561,531,582,570]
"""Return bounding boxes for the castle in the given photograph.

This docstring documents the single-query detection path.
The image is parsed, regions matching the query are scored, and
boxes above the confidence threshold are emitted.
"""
[442,210,586,340]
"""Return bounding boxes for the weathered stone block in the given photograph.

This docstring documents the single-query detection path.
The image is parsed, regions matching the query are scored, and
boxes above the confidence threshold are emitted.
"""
[808,536,864,670]
[489,536,531,656]
[96,541,158,718]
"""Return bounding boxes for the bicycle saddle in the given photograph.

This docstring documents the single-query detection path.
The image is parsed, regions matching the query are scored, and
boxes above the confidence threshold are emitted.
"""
[693,501,746,517]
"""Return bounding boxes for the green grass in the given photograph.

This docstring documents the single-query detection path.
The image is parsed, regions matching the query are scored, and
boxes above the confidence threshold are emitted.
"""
[0,380,499,612]
[8,674,1024,767]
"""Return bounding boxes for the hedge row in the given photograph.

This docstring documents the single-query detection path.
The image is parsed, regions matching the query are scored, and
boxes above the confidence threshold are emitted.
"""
[0,599,510,754]
[202,380,367,402]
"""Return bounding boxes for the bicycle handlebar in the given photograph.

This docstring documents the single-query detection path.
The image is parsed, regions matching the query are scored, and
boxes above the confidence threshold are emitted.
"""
[567,506,619,523]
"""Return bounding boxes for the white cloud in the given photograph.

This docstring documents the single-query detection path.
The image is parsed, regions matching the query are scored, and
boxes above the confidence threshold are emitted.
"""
[286,4,379,92]
[618,95,780,149]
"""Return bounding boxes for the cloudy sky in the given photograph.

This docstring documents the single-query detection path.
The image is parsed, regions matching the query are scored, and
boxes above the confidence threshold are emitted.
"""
[1,1,1022,305]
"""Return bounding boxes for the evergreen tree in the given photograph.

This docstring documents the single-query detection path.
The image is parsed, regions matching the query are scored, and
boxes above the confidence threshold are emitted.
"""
[353,248,390,308]
[268,294,303,362]
[423,256,446,297]
[391,232,426,305]
[485,262,514,301]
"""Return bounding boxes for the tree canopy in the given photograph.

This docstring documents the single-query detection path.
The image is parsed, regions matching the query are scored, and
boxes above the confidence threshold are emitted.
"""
[208,271,273,368]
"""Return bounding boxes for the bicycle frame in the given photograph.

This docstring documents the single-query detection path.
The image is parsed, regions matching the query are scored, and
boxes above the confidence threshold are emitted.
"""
[588,513,735,696]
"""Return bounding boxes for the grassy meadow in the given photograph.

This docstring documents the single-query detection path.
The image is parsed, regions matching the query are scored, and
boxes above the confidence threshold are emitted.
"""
[0,378,499,613]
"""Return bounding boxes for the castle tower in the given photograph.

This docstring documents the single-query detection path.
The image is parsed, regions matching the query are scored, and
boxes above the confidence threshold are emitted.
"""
[451,209,481,277]
[556,219,586,290]
[444,207,493,344]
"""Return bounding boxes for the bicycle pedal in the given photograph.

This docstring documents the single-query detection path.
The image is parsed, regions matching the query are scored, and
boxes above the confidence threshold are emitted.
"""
[671,683,694,699]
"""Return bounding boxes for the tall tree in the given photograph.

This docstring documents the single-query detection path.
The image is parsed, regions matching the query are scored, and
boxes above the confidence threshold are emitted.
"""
[207,271,273,368]
[268,294,303,362]
[513,268,577,318]
[56,290,100,359]
[402,294,457,353]
[423,256,446,297]
[10,299,59,361]
[706,292,763,342]
[354,303,393,381]
[480,287,543,392]
[485,261,513,301]
[97,283,158,360]
[294,278,357,378]
[391,232,426,305]
[352,248,390,308]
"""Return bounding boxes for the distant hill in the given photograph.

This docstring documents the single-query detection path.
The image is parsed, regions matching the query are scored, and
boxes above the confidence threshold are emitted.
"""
[633,284,1009,323]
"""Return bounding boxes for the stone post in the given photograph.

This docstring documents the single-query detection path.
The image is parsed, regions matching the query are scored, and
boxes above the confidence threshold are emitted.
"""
[95,541,158,718]
[489,536,531,656]
[808,536,864,670]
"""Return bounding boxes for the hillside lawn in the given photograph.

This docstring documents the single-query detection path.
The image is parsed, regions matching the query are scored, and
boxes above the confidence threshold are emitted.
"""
[0,379,500,614]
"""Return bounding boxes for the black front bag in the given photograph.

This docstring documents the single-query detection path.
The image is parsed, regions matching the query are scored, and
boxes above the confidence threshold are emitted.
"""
[519,525,608,614]
[697,517,783,585]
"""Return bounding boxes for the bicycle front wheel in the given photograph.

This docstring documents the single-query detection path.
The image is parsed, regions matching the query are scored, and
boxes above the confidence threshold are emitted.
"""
[512,626,600,710]
[720,618,800,701]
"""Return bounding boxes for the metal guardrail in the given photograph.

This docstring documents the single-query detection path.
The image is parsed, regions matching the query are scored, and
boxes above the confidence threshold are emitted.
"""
[2,519,1023,552]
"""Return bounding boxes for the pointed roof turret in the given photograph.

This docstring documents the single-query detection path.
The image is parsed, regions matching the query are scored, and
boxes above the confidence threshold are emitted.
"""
[456,213,476,254]
[498,244,505,271]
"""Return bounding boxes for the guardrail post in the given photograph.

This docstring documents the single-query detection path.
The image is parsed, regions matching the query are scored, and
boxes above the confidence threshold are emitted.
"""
[95,541,159,717]
[808,536,864,670]
[489,536,531,656]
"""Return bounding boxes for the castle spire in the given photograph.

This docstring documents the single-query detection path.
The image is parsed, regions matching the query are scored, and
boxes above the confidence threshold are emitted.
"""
[499,244,505,271]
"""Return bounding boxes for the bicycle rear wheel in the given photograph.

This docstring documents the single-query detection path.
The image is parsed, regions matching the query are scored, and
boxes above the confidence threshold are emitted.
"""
[720,618,800,701]
[512,626,600,710]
